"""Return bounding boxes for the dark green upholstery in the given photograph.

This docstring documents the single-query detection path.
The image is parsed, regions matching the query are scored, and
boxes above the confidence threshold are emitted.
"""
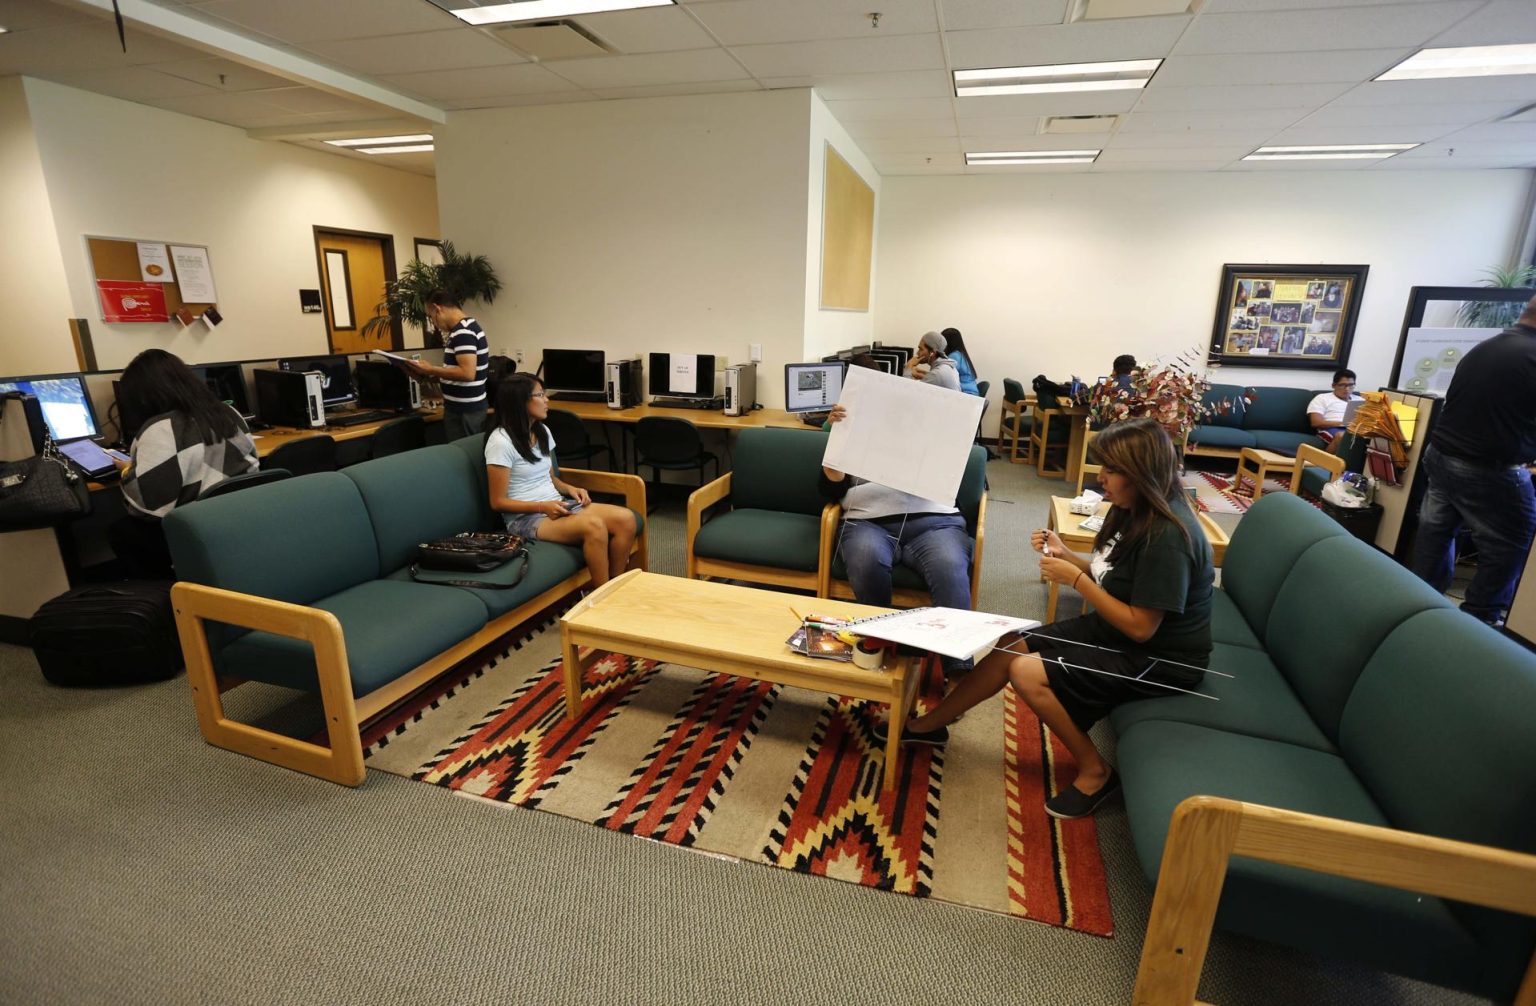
[343,446,485,573]
[1241,386,1316,433]
[693,509,824,571]
[1200,384,1248,428]
[450,432,499,531]
[1298,464,1330,497]
[1190,385,1327,456]
[1252,430,1325,455]
[1186,425,1254,450]
[1003,378,1026,403]
[728,428,830,514]
[1208,589,1261,649]
[1220,493,1346,639]
[381,540,585,618]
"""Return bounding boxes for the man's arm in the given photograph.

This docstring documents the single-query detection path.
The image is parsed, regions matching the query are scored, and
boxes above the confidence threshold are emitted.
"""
[1308,411,1334,430]
[412,350,477,383]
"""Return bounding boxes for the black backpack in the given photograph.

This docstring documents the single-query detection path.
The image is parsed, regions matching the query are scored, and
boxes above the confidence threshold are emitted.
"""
[1032,375,1074,410]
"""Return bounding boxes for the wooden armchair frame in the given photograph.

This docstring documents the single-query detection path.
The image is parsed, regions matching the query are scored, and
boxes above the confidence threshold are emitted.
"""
[1075,426,1101,495]
[171,467,647,787]
[1000,394,1035,465]
[822,492,988,608]
[1288,442,1345,497]
[684,471,842,595]
[1133,796,1536,1006]
[1031,408,1069,478]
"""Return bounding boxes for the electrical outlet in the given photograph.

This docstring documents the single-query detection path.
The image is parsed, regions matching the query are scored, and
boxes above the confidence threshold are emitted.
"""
[515,349,524,364]
[749,342,762,363]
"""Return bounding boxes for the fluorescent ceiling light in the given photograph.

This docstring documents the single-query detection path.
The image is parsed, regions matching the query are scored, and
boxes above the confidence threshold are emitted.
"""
[325,134,433,148]
[452,0,672,26]
[967,149,1101,165]
[1243,143,1418,161]
[1377,44,1536,81]
[0,26,10,34]
[955,59,1160,97]
[357,144,435,155]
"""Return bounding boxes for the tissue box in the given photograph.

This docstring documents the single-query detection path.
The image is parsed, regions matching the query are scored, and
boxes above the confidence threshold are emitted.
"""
[1068,490,1103,515]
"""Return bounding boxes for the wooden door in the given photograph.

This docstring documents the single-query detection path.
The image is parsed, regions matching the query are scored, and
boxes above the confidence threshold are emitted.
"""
[315,230,393,354]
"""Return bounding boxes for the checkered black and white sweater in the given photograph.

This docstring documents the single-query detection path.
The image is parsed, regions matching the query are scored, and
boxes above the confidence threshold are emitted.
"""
[120,409,259,518]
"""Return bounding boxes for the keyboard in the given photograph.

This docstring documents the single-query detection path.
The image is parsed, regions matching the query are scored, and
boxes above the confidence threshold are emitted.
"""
[652,397,724,410]
[548,391,607,403]
[327,409,395,428]
[799,411,830,426]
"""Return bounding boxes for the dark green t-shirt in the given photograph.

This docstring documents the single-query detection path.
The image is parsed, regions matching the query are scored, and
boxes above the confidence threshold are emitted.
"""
[1091,503,1214,670]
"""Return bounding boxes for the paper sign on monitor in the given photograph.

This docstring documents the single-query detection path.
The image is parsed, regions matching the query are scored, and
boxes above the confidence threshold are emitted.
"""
[669,354,697,394]
[822,366,984,508]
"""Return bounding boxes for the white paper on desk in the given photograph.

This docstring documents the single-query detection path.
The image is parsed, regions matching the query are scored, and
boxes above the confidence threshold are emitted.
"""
[849,607,1041,661]
[822,366,985,508]
[669,354,697,394]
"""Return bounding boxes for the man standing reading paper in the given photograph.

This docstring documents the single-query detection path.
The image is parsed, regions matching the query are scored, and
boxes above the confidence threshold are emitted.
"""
[404,290,490,442]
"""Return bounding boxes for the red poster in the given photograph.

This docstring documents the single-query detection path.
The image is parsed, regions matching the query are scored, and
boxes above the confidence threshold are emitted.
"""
[97,280,170,323]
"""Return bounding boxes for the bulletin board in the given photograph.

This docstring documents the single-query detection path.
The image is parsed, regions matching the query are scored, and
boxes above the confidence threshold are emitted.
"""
[86,236,216,324]
[819,144,874,312]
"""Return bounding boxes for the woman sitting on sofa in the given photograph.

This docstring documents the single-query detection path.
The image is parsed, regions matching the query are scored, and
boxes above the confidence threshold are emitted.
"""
[485,373,637,587]
[877,418,1214,819]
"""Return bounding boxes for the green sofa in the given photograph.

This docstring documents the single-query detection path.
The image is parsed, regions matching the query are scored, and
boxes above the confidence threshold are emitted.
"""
[1187,383,1328,459]
[162,434,646,786]
[1111,492,1536,1000]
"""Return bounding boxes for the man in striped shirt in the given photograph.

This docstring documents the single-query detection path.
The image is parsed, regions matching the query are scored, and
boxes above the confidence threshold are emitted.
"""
[412,289,490,441]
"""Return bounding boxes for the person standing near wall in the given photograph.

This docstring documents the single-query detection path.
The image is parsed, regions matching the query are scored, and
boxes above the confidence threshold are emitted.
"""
[409,290,489,442]
[1410,296,1536,628]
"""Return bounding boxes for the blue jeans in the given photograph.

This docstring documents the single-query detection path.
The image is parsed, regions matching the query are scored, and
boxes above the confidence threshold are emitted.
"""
[838,514,974,670]
[1411,444,1536,622]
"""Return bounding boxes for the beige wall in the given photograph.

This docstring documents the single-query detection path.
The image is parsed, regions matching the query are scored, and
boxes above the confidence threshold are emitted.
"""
[803,92,879,363]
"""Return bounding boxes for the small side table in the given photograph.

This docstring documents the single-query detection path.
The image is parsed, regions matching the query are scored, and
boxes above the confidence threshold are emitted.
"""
[1234,448,1294,500]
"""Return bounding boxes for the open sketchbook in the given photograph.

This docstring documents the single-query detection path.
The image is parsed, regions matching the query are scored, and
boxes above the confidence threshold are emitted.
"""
[845,607,1041,661]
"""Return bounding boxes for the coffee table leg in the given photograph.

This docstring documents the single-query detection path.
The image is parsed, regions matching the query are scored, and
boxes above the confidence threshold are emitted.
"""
[883,654,927,791]
[561,625,583,718]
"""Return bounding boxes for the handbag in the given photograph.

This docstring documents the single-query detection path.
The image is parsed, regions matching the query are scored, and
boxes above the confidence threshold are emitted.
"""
[0,427,92,533]
[410,531,530,589]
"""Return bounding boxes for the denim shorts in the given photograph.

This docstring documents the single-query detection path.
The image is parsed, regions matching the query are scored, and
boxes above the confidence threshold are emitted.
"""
[503,500,583,539]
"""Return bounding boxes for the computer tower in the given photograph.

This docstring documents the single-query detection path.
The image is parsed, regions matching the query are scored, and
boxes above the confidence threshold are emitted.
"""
[353,361,422,412]
[254,368,325,429]
[606,358,643,410]
[723,363,756,416]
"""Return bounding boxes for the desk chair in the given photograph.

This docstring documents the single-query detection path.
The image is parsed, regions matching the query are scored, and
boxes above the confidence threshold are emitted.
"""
[1030,407,1071,478]
[634,417,718,490]
[975,380,998,460]
[544,408,611,470]
[264,435,338,477]
[195,468,292,502]
[368,415,426,461]
[999,379,1033,464]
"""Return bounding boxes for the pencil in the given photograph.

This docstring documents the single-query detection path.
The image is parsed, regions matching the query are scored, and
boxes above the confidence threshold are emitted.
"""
[789,606,805,623]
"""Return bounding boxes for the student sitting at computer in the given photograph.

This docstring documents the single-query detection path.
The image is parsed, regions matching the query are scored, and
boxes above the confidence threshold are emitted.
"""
[904,331,961,392]
[938,327,981,396]
[485,373,637,587]
[112,349,260,577]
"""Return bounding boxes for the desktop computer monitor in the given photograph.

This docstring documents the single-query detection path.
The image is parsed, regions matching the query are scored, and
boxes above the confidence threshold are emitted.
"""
[278,355,355,407]
[191,363,253,420]
[648,353,717,399]
[867,350,903,376]
[0,373,100,442]
[541,349,606,395]
[784,362,845,414]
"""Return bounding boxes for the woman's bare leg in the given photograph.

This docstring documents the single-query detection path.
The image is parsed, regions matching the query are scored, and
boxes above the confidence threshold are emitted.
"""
[907,634,1021,731]
[538,512,611,585]
[1007,655,1110,794]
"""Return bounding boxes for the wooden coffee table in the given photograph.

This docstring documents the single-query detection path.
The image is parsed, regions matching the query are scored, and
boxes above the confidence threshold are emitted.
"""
[1044,496,1230,622]
[559,570,929,791]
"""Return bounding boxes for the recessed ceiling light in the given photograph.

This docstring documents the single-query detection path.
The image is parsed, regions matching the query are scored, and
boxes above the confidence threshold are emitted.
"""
[325,134,433,148]
[357,144,435,155]
[451,0,672,26]
[967,150,1101,165]
[955,59,1160,97]
[1377,44,1536,81]
[1243,143,1418,161]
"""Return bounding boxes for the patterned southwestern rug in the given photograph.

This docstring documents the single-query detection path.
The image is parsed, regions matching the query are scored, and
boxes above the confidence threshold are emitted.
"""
[1181,470,1293,515]
[363,627,1115,937]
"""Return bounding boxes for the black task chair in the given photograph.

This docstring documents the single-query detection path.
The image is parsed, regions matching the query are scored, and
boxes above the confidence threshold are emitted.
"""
[195,468,292,502]
[264,435,338,477]
[368,415,426,460]
[975,379,998,460]
[543,408,611,469]
[633,417,718,488]
[999,378,1033,464]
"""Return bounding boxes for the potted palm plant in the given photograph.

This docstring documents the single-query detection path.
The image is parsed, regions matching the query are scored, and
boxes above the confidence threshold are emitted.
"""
[1456,264,1536,329]
[361,240,502,345]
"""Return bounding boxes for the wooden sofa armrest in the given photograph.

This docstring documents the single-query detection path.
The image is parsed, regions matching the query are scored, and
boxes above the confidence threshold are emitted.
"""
[561,467,649,570]
[1133,796,1536,1006]
[970,492,988,608]
[1289,443,1345,495]
[685,472,733,579]
[816,501,842,598]
[170,582,364,786]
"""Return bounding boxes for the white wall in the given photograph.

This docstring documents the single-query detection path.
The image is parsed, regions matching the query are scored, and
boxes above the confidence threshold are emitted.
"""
[435,89,813,408]
[803,93,879,363]
[22,78,439,372]
[0,77,77,375]
[875,170,1535,432]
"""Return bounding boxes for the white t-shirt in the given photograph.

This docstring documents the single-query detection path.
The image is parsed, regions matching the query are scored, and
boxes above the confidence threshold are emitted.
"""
[1306,391,1363,426]
[485,426,562,504]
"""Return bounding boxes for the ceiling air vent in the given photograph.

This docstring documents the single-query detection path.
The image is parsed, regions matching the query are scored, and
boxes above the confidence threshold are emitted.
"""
[493,20,614,60]
[1044,115,1120,134]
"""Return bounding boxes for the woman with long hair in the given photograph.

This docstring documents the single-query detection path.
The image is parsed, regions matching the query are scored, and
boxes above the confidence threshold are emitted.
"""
[939,327,981,396]
[484,373,636,586]
[878,419,1214,818]
[112,349,259,575]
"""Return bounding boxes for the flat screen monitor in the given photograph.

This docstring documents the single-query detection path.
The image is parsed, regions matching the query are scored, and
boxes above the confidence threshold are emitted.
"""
[866,356,896,376]
[882,346,913,370]
[648,353,717,398]
[866,350,902,376]
[278,355,355,407]
[784,362,845,414]
[541,349,605,393]
[0,373,99,442]
[191,363,253,419]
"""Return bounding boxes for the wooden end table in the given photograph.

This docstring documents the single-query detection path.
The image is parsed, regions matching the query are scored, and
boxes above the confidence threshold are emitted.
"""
[1234,448,1294,500]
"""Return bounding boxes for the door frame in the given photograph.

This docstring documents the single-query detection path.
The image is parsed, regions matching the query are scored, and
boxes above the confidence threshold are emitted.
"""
[313,226,403,351]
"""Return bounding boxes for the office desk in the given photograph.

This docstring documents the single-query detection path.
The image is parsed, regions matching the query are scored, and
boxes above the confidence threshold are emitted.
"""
[251,405,444,457]
[547,399,811,431]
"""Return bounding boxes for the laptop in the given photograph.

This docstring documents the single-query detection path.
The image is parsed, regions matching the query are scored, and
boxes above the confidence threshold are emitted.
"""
[0,374,126,479]
[1340,398,1364,427]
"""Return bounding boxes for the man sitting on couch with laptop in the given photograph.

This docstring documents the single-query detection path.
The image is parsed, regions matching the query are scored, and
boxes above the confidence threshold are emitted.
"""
[1307,368,1364,447]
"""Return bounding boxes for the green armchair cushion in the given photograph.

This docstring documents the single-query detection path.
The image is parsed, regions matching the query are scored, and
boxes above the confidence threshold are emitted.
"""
[1221,493,1346,639]
[344,445,485,573]
[1209,589,1262,649]
[728,428,831,515]
[693,509,824,572]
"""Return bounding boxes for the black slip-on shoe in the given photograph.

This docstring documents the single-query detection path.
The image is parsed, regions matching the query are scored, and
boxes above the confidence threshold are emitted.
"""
[871,721,950,747]
[1044,769,1121,820]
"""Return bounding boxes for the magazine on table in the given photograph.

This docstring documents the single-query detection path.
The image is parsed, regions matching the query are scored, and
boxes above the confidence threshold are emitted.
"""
[785,620,855,661]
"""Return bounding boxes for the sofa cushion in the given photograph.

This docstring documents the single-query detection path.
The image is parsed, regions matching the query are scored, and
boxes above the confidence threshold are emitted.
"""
[1187,425,1256,450]
[213,579,487,697]
[1209,588,1261,649]
[1241,386,1316,434]
[1200,384,1248,429]
[1110,642,1334,751]
[729,428,830,515]
[1250,430,1325,457]
[450,432,499,531]
[693,509,823,572]
[1118,720,1484,993]
[1265,536,1451,743]
[1221,492,1346,640]
[383,538,586,619]
[1298,463,1330,498]
[344,445,485,573]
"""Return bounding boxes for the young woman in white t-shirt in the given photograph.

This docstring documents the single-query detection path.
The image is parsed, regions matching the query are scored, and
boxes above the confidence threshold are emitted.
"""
[484,373,637,586]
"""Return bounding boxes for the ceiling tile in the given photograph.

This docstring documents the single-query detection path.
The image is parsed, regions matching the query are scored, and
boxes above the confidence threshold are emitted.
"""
[1109,128,1277,147]
[1135,82,1354,111]
[443,92,595,110]
[946,16,1190,68]
[590,78,763,99]
[1098,146,1250,161]
[962,132,1116,148]
[1203,0,1458,11]
[1434,120,1536,144]
[381,62,580,101]
[575,6,719,53]
[855,135,963,154]
[189,0,459,44]
[0,0,102,33]
[1153,49,1411,87]
[731,33,946,77]
[952,89,1142,118]
[823,97,957,120]
[42,67,217,102]
[1428,0,1536,46]
[151,90,304,127]
[955,115,1050,136]
[301,28,526,76]
[1334,76,1536,105]
[145,57,295,91]
[545,48,749,89]
[767,70,954,100]
[1173,2,1483,56]
[1120,107,1312,131]
[938,0,1074,31]
[845,117,958,138]
[1264,122,1459,144]
[251,87,386,116]
[1378,156,1536,168]
[690,0,938,46]
[1297,100,1521,126]
[0,23,198,76]
[1095,159,1239,170]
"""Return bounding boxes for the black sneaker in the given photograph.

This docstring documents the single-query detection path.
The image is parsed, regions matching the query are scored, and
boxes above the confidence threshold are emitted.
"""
[871,720,949,746]
[1044,770,1121,820]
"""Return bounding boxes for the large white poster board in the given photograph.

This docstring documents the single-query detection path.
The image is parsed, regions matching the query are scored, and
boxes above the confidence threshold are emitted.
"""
[822,366,985,508]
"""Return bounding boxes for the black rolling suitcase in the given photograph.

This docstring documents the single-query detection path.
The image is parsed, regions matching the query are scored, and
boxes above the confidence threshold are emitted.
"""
[29,581,184,686]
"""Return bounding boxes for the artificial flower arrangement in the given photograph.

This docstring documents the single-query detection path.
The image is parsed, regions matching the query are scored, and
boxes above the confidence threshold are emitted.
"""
[1087,349,1252,443]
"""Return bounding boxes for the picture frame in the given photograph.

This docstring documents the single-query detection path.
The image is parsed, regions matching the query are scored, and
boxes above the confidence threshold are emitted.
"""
[1209,263,1367,370]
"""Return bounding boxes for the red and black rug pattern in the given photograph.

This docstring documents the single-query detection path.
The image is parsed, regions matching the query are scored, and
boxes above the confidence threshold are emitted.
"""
[761,666,945,897]
[411,652,657,809]
[595,673,779,845]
